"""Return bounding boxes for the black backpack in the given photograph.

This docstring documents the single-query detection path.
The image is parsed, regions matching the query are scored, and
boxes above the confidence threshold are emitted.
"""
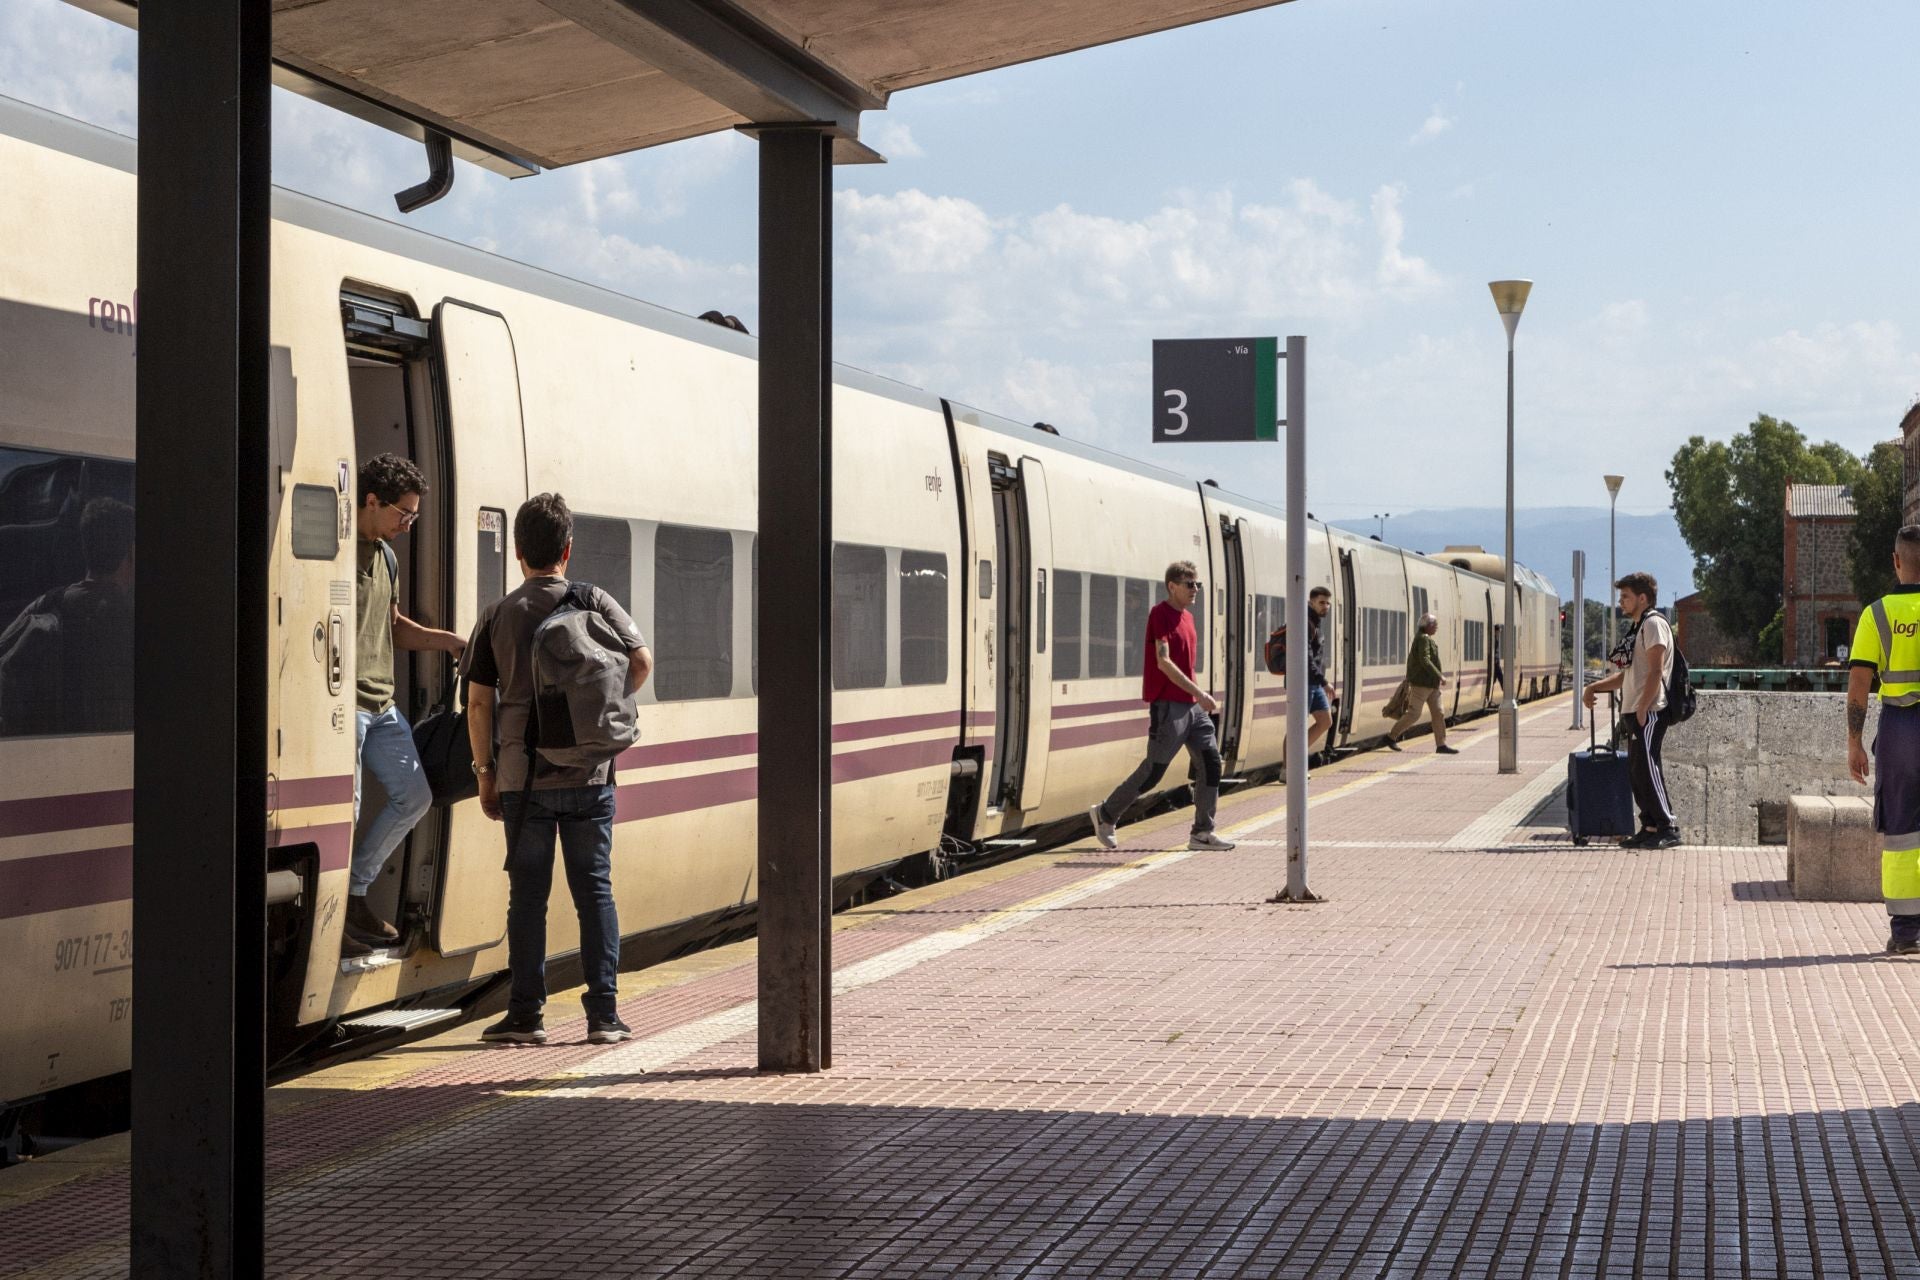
[1666,642,1696,724]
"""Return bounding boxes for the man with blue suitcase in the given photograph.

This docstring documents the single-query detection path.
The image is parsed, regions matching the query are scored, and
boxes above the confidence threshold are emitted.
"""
[1582,572,1681,848]
[1847,525,1920,955]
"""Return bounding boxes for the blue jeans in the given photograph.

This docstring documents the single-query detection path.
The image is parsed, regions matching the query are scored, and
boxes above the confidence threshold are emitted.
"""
[351,705,434,896]
[501,784,620,1020]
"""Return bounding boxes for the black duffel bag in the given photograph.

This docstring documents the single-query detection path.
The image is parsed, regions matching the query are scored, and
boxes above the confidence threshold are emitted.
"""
[414,673,477,806]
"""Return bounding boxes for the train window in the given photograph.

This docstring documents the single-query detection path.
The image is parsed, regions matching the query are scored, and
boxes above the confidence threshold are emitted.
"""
[476,508,506,618]
[1088,574,1119,678]
[0,447,136,737]
[833,542,888,690]
[899,550,948,686]
[1122,578,1153,676]
[1413,587,1429,622]
[1189,584,1205,673]
[571,515,633,616]
[654,523,734,701]
[1052,570,1083,681]
[290,485,340,561]
[1036,568,1047,654]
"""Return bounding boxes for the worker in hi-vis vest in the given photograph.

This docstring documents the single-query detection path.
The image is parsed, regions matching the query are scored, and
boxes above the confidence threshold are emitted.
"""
[1847,524,1920,955]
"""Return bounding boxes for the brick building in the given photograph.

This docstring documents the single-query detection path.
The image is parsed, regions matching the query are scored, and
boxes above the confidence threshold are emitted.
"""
[1902,400,1920,524]
[1673,592,1745,665]
[1783,482,1859,666]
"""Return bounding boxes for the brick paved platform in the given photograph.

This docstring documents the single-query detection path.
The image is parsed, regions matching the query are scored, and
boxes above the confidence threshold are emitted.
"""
[10,697,1920,1278]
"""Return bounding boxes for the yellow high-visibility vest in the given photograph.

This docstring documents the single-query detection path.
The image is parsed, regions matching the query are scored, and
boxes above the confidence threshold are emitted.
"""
[1852,586,1920,706]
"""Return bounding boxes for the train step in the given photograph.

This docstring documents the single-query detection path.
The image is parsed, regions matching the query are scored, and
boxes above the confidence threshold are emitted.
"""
[339,1007,462,1035]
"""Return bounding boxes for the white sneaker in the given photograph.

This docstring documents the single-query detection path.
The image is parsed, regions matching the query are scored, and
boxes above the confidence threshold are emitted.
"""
[1189,831,1236,851]
[1089,803,1118,850]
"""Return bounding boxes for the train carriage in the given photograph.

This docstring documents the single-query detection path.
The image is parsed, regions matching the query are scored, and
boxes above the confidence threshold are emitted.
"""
[0,94,1561,1138]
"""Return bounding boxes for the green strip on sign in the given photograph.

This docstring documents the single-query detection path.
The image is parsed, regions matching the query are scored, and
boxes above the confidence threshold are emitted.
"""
[1253,336,1279,441]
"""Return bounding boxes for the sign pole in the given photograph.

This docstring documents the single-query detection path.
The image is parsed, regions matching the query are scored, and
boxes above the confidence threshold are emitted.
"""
[1278,335,1319,903]
[1571,550,1586,731]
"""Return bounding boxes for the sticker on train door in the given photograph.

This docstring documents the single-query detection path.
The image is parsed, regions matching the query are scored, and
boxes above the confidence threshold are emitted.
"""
[479,507,503,551]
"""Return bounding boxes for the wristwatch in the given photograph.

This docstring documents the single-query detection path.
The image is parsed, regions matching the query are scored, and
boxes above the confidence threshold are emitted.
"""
[471,759,495,778]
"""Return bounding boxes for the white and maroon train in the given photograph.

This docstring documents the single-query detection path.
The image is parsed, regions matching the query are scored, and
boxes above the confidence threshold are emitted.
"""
[0,96,1561,1132]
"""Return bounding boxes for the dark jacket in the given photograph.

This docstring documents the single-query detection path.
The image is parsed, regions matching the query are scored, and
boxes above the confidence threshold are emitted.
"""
[1406,632,1443,689]
[1307,613,1327,687]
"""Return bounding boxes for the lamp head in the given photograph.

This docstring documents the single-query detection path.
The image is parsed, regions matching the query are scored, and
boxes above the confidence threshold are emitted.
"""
[1604,474,1624,499]
[1488,279,1532,343]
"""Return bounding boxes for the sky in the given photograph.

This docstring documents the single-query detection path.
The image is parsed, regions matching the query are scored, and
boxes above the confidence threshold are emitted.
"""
[3,0,1918,522]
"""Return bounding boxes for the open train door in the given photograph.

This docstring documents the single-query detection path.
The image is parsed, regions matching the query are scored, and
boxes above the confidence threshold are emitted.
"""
[1013,456,1054,811]
[1482,589,1496,711]
[1336,547,1359,741]
[430,301,528,956]
[1219,516,1254,765]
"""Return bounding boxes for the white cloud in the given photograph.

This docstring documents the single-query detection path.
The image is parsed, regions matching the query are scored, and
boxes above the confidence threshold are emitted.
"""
[1371,185,1441,290]
[863,117,925,160]
[1409,106,1454,145]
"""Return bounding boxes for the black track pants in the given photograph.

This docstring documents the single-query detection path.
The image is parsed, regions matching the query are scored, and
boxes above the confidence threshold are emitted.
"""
[1625,706,1675,833]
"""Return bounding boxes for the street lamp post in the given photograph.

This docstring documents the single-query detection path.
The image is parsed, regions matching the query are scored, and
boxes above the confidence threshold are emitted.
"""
[1603,475,1624,661]
[1489,280,1531,775]
[1373,512,1389,540]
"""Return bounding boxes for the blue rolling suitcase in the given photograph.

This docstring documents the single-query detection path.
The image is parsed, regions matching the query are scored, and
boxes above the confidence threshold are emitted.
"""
[1567,696,1635,845]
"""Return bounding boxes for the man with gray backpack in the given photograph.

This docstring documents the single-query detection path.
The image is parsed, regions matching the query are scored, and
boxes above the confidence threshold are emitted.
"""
[465,493,652,1045]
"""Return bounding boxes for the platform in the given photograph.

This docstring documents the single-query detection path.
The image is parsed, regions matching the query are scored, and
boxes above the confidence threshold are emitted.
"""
[8,697,1920,1278]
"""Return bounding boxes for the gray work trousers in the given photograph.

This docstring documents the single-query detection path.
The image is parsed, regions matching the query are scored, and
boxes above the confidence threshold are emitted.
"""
[1098,700,1223,836]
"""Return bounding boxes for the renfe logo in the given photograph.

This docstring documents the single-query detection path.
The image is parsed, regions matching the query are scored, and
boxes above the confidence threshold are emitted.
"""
[87,292,138,355]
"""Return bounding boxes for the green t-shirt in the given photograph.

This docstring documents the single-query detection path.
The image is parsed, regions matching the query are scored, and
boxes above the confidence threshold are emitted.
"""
[355,539,395,713]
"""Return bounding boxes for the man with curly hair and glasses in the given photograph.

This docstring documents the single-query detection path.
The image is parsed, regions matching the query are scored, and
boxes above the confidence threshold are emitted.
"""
[345,453,465,955]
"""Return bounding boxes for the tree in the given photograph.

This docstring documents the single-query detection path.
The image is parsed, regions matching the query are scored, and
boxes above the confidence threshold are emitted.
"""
[1850,439,1904,605]
[1668,414,1857,655]
[1559,598,1609,668]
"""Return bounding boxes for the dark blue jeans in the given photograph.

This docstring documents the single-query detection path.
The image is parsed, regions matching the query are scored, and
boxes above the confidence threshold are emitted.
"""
[501,784,619,1020]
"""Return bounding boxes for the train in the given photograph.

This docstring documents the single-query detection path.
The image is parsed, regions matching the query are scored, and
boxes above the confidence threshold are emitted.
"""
[0,94,1561,1143]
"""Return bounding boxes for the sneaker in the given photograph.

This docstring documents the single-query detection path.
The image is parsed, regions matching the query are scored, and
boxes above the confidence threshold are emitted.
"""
[481,1013,548,1045]
[1188,831,1236,852]
[1436,745,1460,755]
[339,931,373,959]
[1649,830,1683,849]
[1620,830,1657,848]
[1888,938,1920,957]
[587,1015,632,1045]
[346,894,399,944]
[1088,803,1118,850]
[1384,737,1403,752]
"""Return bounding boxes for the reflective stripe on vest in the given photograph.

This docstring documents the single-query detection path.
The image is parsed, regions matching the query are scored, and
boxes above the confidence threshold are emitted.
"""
[1870,598,1920,698]
[1886,831,1920,901]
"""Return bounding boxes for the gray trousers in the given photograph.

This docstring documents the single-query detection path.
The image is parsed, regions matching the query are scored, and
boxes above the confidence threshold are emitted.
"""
[1098,700,1223,836]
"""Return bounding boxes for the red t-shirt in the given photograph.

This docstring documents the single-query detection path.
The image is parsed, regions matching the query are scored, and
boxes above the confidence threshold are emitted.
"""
[1142,600,1197,703]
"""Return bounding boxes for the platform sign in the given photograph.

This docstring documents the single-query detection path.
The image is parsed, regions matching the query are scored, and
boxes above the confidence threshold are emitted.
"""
[1152,336,1279,443]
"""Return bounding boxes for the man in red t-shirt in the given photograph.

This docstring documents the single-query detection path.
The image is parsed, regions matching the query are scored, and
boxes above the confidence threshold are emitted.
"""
[1089,560,1234,851]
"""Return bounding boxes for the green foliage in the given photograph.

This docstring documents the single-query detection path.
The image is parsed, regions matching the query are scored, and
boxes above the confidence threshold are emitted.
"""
[1559,598,1610,667]
[1756,607,1784,664]
[1667,413,1858,648]
[1850,440,1905,605]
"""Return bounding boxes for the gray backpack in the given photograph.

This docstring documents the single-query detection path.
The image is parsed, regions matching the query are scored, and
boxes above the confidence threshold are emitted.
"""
[527,583,640,769]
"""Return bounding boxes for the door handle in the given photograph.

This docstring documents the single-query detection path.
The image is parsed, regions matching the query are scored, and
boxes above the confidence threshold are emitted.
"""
[327,610,345,696]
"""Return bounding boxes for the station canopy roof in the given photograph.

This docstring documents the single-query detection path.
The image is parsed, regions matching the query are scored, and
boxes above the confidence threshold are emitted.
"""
[69,0,1293,176]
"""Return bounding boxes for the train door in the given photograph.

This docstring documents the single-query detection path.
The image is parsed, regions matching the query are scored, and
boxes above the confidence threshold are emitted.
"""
[1337,547,1359,741]
[1219,516,1252,763]
[986,453,1035,812]
[1015,458,1053,810]
[429,301,528,955]
[1482,590,1496,710]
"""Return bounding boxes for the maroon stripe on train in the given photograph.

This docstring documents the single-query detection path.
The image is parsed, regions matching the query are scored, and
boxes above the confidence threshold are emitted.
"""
[275,822,355,873]
[1253,702,1292,719]
[616,766,758,823]
[1050,716,1149,751]
[833,737,956,783]
[0,789,133,839]
[616,732,759,770]
[272,774,354,810]
[1052,698,1145,720]
[833,710,964,743]
[0,844,130,920]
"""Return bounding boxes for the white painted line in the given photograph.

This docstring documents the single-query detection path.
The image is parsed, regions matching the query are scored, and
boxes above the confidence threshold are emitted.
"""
[1443,765,1567,849]
[561,849,1197,1081]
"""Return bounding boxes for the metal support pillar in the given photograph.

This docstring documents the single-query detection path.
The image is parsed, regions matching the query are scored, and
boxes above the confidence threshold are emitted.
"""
[1274,336,1320,904]
[132,0,271,1274]
[756,126,834,1072]
[1571,550,1586,731]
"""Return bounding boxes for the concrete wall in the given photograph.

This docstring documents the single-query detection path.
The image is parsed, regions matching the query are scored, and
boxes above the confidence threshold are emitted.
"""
[1660,691,1877,847]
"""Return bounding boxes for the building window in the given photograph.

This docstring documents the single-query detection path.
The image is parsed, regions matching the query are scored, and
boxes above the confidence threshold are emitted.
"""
[653,523,734,701]
[833,542,888,690]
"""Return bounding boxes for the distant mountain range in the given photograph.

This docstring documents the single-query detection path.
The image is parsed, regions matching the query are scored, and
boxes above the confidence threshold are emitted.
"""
[1329,507,1694,604]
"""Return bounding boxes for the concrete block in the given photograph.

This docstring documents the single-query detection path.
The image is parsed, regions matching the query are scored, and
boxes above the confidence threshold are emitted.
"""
[1828,798,1881,902]
[1689,692,1758,761]
[1664,761,1710,846]
[1787,796,1833,898]
[1703,763,1759,846]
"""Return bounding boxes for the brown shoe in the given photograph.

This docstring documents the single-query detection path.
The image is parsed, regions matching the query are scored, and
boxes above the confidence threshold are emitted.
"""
[346,894,399,944]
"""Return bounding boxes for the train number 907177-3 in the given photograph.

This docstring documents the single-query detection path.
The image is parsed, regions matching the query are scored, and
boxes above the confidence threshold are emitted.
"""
[53,931,132,973]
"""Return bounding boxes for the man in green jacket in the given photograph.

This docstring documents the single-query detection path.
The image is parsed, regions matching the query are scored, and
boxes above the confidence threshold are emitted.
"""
[1386,612,1458,754]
